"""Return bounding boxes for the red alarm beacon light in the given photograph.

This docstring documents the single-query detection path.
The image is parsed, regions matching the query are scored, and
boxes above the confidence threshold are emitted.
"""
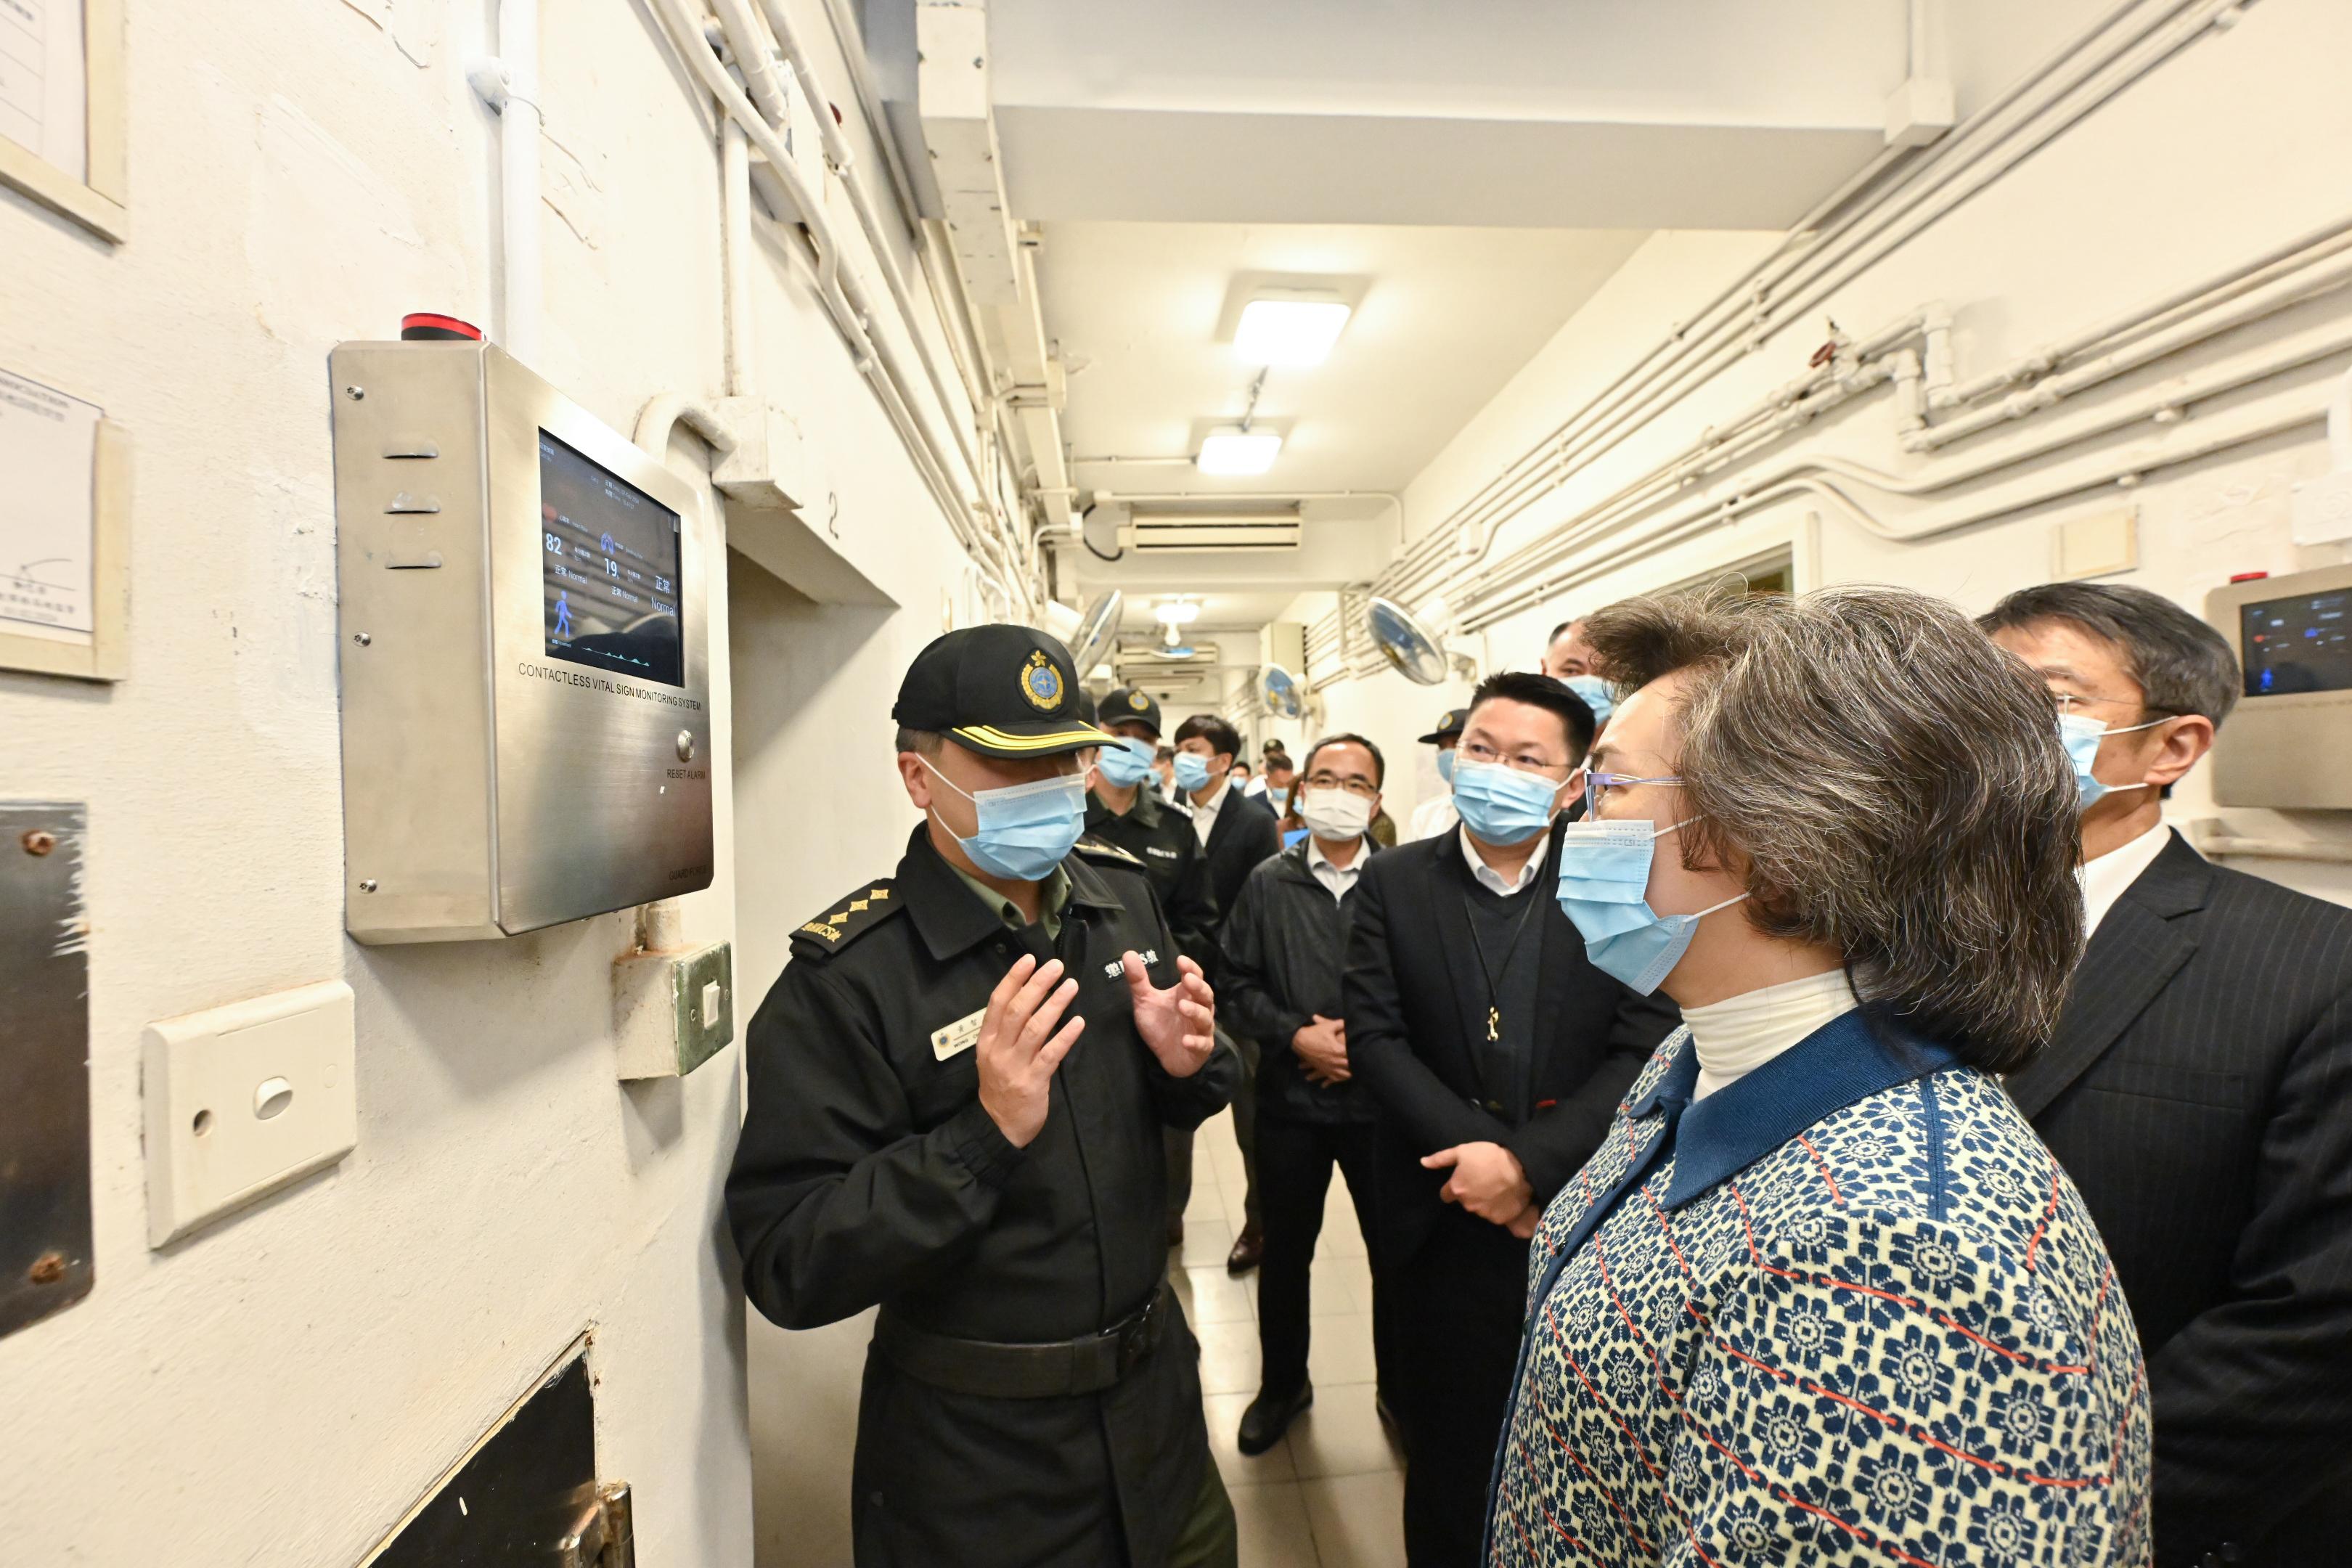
[401,312,483,342]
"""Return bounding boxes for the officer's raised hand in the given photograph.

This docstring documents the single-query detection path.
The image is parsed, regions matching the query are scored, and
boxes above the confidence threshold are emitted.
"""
[978,954,1085,1147]
[1122,952,1216,1078]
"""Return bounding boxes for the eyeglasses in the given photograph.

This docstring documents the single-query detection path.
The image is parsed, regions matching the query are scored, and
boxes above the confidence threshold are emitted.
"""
[1457,740,1572,776]
[1583,769,1683,817]
[1302,772,1379,799]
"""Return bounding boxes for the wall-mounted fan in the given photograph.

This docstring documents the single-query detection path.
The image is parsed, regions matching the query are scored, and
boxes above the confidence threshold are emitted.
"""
[1260,663,1307,720]
[1068,589,1124,678]
[1365,597,1455,686]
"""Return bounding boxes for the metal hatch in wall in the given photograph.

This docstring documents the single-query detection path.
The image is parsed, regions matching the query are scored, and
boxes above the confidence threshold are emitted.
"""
[362,1343,632,1568]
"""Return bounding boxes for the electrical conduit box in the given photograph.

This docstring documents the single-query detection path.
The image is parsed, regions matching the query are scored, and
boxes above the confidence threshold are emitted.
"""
[330,341,715,942]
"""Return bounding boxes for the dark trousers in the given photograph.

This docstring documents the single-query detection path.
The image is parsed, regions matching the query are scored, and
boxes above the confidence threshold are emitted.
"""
[1396,1212,1529,1568]
[1167,1031,1260,1234]
[1254,1115,1392,1397]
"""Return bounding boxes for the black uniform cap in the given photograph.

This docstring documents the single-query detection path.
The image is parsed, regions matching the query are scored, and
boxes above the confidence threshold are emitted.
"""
[894,624,1116,759]
[1418,707,1469,745]
[1096,686,1162,738]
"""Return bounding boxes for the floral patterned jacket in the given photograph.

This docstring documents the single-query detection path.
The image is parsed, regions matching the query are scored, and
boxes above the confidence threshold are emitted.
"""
[1485,1010,2151,1567]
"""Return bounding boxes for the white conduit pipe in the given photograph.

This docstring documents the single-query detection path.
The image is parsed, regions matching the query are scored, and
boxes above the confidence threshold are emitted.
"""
[1933,211,2352,410]
[1461,311,2352,624]
[1458,379,2337,633]
[1906,244,2352,452]
[741,0,1035,592]
[722,119,756,400]
[484,0,542,365]
[650,0,1024,608]
[1376,0,2231,606]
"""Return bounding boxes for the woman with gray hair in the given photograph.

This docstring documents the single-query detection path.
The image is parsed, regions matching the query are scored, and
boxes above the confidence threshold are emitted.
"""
[1485,587,2151,1566]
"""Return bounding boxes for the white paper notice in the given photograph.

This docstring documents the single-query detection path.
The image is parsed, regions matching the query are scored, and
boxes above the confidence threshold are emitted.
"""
[0,0,88,184]
[0,366,102,646]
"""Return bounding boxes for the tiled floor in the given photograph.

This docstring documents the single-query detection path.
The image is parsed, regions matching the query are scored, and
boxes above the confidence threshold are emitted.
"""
[1169,1108,1408,1568]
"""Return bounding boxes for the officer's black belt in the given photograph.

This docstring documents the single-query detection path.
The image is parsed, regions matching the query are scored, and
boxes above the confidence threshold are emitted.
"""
[874,1283,1173,1399]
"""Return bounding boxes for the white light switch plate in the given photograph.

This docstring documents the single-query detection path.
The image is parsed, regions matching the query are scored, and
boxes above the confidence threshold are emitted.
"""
[143,980,358,1247]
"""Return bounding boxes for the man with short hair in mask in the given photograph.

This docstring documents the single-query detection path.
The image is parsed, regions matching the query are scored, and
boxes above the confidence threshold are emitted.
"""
[727,626,1242,1568]
[1984,583,2352,1567]
[1539,616,1597,680]
[1342,670,1681,1566]
[1220,733,1402,1458]
[1086,685,1222,1246]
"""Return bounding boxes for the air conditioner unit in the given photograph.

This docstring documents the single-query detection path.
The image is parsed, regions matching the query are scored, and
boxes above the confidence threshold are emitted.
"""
[1121,510,1302,552]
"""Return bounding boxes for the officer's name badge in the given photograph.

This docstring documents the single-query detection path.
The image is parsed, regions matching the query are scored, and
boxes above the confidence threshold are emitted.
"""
[1101,949,1161,979]
[931,1008,987,1062]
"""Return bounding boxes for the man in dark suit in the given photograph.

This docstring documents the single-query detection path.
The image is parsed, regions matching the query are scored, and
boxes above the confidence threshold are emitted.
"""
[1343,671,1681,1567]
[1986,583,2352,1568]
[1174,713,1285,1273]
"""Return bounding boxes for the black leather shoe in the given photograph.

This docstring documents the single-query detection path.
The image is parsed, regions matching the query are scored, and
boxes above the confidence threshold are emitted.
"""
[1237,1382,1312,1456]
[1225,1222,1264,1275]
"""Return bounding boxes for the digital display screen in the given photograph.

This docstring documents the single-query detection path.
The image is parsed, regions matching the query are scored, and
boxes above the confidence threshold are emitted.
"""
[2242,590,2352,696]
[540,431,684,687]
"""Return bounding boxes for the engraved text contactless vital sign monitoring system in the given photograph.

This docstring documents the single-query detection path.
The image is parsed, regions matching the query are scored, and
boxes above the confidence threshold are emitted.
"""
[330,340,714,943]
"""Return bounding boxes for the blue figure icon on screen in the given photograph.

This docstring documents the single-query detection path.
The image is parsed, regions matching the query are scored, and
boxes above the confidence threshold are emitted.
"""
[2261,666,2276,692]
[600,531,616,557]
[555,591,574,641]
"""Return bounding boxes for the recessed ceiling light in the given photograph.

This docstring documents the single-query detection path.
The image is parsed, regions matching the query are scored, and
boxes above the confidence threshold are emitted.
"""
[1234,294,1351,367]
[1196,428,1282,476]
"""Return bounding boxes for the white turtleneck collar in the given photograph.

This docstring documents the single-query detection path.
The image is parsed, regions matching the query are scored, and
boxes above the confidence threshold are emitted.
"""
[1682,969,1859,1101]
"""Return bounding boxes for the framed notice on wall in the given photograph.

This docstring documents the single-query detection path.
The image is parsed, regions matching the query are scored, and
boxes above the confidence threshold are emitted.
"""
[0,365,128,682]
[0,0,125,242]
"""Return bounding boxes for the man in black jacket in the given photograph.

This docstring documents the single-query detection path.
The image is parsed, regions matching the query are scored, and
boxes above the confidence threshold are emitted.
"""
[1175,712,1285,1273]
[1344,671,1681,1567]
[1087,685,1222,1246]
[1987,583,2352,1568]
[1220,732,1397,1457]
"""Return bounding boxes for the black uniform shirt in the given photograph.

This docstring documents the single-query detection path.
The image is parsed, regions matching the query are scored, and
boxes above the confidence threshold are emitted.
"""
[726,825,1240,1343]
[1084,785,1220,974]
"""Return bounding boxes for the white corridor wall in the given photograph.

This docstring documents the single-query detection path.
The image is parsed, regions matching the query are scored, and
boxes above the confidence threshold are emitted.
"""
[0,0,1000,1563]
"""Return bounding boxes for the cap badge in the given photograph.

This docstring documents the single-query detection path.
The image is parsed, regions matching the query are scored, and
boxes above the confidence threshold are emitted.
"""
[1128,692,1148,711]
[1021,650,1063,711]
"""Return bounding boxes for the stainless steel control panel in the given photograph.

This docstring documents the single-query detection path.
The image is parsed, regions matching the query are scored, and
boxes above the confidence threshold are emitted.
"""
[331,341,714,943]
[2208,563,2352,810]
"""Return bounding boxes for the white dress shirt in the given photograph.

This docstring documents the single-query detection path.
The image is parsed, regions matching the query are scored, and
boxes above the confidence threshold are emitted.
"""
[2079,820,2175,939]
[1458,825,1544,895]
[1409,794,1459,842]
[1306,836,1368,901]
[1190,774,1231,846]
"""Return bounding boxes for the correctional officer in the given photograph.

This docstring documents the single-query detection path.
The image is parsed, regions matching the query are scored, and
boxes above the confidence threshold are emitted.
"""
[1089,685,1226,1248]
[727,626,1242,1568]
[1086,685,1220,974]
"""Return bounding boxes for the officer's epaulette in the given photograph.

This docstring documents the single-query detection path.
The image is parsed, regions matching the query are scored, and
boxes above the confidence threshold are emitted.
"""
[1073,836,1143,868]
[791,878,901,959]
[1161,794,1195,819]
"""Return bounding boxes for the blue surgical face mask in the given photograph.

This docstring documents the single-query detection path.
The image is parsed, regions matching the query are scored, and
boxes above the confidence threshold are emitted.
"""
[2059,711,2164,809]
[1267,785,1290,812]
[1450,760,1564,846]
[1555,817,1750,995]
[1435,748,1457,784]
[1095,737,1157,788]
[1172,752,1214,793]
[1564,674,1615,726]
[923,760,1087,881]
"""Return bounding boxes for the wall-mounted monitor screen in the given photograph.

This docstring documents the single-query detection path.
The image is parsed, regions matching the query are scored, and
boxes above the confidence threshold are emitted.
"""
[539,431,684,687]
[2241,589,2352,697]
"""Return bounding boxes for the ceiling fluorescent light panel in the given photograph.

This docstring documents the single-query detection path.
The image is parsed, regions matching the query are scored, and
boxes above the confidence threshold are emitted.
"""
[1196,428,1282,476]
[1234,295,1351,367]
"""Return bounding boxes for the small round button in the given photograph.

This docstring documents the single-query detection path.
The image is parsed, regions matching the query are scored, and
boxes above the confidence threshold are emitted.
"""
[676,730,695,761]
